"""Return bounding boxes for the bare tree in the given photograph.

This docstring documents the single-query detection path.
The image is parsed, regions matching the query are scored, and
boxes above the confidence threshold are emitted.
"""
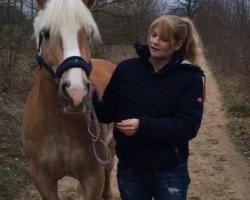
[193,0,250,102]
[0,0,34,93]
[92,0,160,44]
[169,0,202,17]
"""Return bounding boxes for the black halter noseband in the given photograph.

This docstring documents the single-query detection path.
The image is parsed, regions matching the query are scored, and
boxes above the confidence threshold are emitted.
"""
[36,31,92,80]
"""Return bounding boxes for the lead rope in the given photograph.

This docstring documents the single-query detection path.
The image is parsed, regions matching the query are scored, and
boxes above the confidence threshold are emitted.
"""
[84,86,111,166]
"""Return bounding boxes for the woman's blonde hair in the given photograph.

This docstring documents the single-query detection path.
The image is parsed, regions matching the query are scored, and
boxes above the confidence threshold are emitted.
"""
[148,15,208,69]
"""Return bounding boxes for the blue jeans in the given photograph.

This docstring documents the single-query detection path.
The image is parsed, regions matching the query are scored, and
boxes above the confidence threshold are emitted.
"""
[117,162,190,200]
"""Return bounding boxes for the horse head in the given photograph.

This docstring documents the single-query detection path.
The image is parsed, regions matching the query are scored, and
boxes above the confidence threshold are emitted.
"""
[34,0,99,113]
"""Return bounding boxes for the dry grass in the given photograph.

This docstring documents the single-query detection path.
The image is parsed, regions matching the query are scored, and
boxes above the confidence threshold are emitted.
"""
[0,25,35,199]
[0,95,29,200]
[213,71,250,161]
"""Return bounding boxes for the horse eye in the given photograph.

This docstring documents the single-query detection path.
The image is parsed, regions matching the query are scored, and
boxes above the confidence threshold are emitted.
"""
[91,30,94,37]
[43,31,50,40]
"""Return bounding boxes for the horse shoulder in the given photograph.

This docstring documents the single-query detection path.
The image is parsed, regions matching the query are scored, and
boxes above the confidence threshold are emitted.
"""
[90,59,115,95]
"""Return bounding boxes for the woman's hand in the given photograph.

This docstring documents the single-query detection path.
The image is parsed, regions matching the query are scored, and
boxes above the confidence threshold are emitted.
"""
[116,118,139,136]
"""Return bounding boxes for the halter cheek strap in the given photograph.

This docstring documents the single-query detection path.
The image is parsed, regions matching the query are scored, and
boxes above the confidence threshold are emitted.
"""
[37,55,57,78]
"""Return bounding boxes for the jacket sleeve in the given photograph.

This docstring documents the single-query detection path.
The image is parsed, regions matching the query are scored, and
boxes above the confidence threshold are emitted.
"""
[136,72,204,144]
[92,65,120,123]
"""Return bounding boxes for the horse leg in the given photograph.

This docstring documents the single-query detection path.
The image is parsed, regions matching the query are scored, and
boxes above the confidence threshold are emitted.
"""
[29,162,59,200]
[102,158,114,200]
[78,167,105,200]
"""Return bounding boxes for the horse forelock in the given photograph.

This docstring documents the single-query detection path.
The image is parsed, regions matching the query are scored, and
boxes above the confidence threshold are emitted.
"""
[34,0,101,47]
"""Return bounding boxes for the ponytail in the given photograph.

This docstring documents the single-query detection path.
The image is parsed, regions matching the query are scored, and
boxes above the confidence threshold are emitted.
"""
[181,17,208,70]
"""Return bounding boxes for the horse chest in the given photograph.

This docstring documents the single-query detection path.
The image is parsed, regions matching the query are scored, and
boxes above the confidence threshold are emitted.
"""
[33,138,92,178]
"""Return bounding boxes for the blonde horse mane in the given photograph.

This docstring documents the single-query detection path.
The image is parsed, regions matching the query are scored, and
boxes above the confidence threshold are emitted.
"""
[33,0,100,45]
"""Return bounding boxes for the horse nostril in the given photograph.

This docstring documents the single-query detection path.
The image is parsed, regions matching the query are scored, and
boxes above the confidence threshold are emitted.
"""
[85,82,90,91]
[61,81,71,98]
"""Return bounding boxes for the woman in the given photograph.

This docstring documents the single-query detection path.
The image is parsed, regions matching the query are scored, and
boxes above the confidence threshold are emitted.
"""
[94,15,207,200]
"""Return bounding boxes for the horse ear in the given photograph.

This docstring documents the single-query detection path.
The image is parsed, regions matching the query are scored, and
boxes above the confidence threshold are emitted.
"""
[36,0,47,9]
[83,0,96,8]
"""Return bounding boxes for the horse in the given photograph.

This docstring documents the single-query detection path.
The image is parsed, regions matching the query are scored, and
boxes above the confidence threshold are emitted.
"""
[22,0,115,199]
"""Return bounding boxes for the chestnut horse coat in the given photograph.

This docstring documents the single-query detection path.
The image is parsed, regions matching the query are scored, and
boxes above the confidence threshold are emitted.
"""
[22,59,115,200]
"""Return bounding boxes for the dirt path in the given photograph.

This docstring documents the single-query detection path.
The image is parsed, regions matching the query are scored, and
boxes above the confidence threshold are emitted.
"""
[188,71,250,200]
[17,72,250,199]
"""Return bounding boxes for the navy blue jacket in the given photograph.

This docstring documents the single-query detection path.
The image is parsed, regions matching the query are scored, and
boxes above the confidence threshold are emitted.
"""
[94,45,204,171]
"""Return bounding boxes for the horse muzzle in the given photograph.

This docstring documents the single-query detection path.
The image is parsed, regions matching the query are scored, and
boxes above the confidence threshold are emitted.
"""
[59,82,90,113]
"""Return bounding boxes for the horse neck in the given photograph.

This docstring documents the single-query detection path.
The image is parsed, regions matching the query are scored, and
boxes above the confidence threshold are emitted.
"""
[37,69,61,109]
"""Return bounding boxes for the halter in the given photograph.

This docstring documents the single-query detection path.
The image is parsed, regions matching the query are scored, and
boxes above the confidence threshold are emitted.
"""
[36,31,92,81]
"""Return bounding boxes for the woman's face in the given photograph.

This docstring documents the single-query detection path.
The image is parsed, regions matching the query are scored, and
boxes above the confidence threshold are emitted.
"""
[149,28,182,60]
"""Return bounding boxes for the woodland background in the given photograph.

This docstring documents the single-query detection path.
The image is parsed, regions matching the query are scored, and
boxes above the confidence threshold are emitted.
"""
[0,0,249,199]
